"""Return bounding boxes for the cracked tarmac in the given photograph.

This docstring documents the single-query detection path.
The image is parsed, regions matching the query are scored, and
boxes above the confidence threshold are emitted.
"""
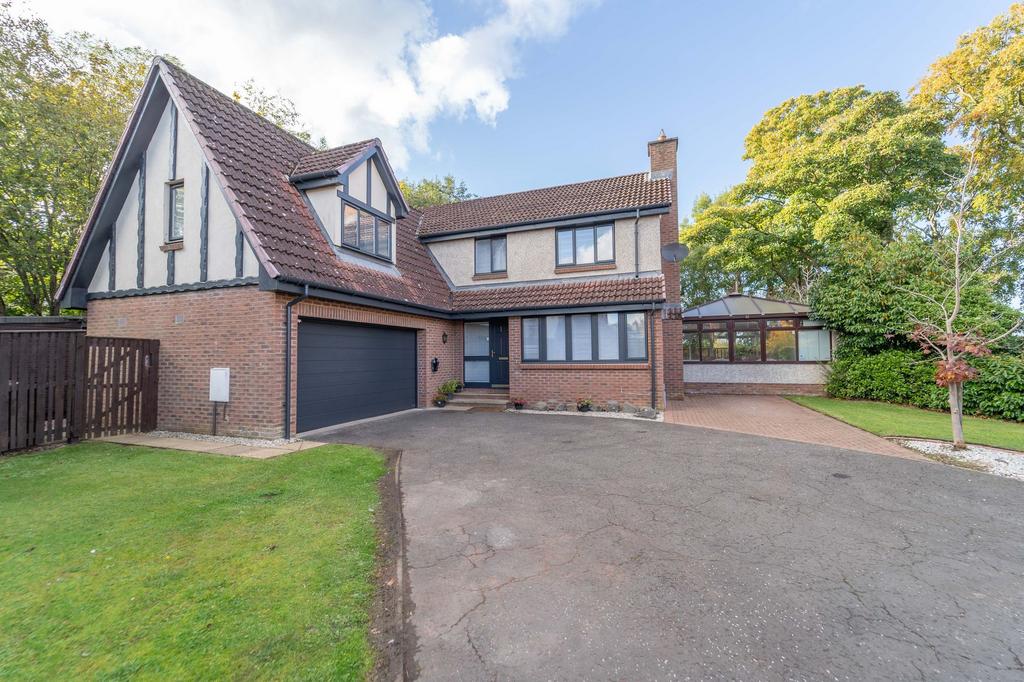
[323,410,1024,681]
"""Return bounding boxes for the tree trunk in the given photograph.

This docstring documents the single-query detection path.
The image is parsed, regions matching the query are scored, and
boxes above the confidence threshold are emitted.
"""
[948,382,966,450]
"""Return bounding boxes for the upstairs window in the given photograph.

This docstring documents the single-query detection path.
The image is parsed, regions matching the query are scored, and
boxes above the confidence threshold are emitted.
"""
[556,224,614,267]
[474,236,507,275]
[167,182,184,242]
[342,202,391,260]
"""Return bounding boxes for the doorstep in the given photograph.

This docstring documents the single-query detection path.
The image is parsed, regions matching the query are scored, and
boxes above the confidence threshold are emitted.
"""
[98,432,325,459]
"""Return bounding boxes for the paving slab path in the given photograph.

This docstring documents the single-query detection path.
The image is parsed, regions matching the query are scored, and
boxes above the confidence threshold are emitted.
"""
[324,410,1024,680]
[665,395,919,459]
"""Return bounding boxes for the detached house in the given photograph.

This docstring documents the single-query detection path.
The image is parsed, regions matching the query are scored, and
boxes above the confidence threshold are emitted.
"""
[57,59,689,437]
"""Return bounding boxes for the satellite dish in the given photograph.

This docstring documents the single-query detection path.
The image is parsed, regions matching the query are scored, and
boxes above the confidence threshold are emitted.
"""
[661,243,689,263]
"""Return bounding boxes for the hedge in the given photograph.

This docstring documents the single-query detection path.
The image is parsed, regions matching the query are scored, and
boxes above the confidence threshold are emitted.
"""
[827,350,1024,422]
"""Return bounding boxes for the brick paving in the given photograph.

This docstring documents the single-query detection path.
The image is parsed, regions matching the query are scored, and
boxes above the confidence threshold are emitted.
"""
[665,395,922,459]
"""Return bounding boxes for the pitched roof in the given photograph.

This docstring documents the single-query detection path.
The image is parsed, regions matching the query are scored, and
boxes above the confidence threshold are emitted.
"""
[417,173,672,237]
[160,60,451,310]
[291,139,377,179]
[452,276,665,313]
[669,293,811,320]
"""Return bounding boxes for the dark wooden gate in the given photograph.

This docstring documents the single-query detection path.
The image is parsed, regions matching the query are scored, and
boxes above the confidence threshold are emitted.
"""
[0,333,159,453]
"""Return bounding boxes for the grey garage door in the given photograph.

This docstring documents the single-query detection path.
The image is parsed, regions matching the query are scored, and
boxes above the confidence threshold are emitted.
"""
[296,319,417,432]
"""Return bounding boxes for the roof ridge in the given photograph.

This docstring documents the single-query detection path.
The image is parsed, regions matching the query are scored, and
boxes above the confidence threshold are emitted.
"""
[421,171,661,214]
[157,57,315,154]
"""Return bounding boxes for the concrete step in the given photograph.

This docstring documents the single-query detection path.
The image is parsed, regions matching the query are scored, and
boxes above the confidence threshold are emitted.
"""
[448,394,509,406]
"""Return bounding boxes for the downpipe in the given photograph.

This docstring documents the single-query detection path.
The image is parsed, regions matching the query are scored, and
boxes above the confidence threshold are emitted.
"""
[283,284,309,439]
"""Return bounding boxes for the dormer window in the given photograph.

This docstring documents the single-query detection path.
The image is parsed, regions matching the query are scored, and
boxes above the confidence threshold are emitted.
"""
[342,202,391,260]
[167,181,184,242]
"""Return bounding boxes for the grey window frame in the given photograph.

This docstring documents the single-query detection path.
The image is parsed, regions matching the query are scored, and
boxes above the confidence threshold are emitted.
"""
[340,199,392,261]
[166,180,185,243]
[474,236,507,275]
[555,224,615,266]
[521,311,647,363]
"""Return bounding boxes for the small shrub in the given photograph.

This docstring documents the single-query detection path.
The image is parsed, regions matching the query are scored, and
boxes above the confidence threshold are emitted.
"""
[440,379,459,396]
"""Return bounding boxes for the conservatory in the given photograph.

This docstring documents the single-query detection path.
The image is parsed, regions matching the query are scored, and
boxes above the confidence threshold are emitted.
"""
[675,293,833,395]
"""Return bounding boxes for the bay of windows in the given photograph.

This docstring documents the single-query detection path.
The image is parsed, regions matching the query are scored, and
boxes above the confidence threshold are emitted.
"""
[522,312,647,363]
[342,202,392,260]
[682,318,831,363]
[556,224,614,266]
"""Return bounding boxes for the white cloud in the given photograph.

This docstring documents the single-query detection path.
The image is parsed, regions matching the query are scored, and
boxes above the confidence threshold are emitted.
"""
[17,0,594,167]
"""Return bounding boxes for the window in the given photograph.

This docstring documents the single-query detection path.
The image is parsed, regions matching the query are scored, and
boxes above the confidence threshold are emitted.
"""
[555,225,614,266]
[340,201,391,260]
[765,319,796,361]
[700,322,729,362]
[798,324,831,361]
[682,323,699,361]
[168,182,184,242]
[682,318,829,362]
[522,318,541,360]
[733,320,761,361]
[522,312,646,363]
[475,236,507,274]
[571,315,592,361]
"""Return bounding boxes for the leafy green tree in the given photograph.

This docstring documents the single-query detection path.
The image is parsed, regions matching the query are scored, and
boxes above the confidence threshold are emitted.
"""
[0,4,155,314]
[681,87,957,300]
[399,175,475,210]
[912,3,1024,298]
[232,79,326,150]
[678,201,739,308]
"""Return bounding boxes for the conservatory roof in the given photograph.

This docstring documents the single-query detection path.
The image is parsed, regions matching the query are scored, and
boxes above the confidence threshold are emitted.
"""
[678,293,811,320]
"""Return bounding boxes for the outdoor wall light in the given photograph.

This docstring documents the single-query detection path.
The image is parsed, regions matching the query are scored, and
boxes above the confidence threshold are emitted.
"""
[442,332,448,344]
[431,357,440,372]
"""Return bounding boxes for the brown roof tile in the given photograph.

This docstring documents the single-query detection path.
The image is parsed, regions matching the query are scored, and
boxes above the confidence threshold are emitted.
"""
[451,276,665,313]
[162,61,452,310]
[291,139,378,179]
[418,173,672,237]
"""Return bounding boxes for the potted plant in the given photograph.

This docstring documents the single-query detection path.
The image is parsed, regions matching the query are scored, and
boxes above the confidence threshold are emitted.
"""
[433,392,448,408]
[512,397,525,410]
[576,398,593,412]
[454,379,464,393]
[441,379,458,397]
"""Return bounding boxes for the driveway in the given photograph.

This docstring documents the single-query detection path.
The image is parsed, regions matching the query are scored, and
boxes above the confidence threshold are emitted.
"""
[324,411,1024,680]
[665,395,917,458]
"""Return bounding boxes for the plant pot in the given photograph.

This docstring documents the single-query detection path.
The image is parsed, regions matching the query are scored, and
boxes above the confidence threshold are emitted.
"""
[433,399,447,407]
[455,386,463,393]
[514,404,523,410]
[578,405,591,412]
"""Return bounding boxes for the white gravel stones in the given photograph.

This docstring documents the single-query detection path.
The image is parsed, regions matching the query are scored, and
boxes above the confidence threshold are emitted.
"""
[896,438,1024,481]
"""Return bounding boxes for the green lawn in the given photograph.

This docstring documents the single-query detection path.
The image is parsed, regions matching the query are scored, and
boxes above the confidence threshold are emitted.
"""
[0,442,385,680]
[788,396,1024,452]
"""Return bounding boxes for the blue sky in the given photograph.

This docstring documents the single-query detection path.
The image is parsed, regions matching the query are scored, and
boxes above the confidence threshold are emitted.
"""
[409,0,1010,217]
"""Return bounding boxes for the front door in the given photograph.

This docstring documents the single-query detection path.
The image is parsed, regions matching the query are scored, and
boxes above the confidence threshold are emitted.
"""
[463,319,508,387]
[489,319,509,387]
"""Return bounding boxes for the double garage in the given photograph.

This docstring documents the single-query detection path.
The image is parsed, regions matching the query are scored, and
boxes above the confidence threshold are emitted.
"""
[296,319,418,433]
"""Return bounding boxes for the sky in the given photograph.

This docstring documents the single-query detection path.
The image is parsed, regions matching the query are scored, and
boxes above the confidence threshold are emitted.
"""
[20,0,1013,218]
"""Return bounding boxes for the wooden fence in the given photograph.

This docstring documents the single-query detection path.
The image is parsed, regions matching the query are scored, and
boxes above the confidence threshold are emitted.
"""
[0,333,159,453]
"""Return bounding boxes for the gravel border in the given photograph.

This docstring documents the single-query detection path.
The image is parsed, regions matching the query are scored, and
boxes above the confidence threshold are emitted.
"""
[895,438,1024,481]
[506,408,664,422]
[149,430,297,448]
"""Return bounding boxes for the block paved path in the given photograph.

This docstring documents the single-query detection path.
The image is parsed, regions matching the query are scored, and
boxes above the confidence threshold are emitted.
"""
[665,395,920,459]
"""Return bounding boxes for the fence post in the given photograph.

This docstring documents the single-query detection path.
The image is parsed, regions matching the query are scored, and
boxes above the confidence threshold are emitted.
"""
[70,334,87,443]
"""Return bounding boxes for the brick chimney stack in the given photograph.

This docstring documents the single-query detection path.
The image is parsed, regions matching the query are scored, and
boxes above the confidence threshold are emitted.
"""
[647,130,684,399]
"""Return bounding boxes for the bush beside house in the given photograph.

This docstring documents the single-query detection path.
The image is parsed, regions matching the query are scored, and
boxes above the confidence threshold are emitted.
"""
[827,350,1024,422]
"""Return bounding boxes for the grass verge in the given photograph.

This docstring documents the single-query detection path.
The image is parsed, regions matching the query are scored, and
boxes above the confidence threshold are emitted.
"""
[0,442,385,680]
[787,396,1024,452]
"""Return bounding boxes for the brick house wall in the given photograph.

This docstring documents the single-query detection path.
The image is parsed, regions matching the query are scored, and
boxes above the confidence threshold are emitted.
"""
[87,285,462,438]
[507,314,665,409]
[648,134,684,401]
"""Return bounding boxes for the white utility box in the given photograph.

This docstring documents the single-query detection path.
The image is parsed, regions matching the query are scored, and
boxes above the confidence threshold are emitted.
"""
[209,368,230,402]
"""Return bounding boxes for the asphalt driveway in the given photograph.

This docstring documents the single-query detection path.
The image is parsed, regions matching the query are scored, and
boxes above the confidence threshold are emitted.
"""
[324,411,1024,680]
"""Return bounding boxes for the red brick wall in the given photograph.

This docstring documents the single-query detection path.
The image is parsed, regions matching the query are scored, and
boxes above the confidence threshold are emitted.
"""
[507,314,665,409]
[87,286,287,438]
[648,135,684,400]
[87,286,461,438]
